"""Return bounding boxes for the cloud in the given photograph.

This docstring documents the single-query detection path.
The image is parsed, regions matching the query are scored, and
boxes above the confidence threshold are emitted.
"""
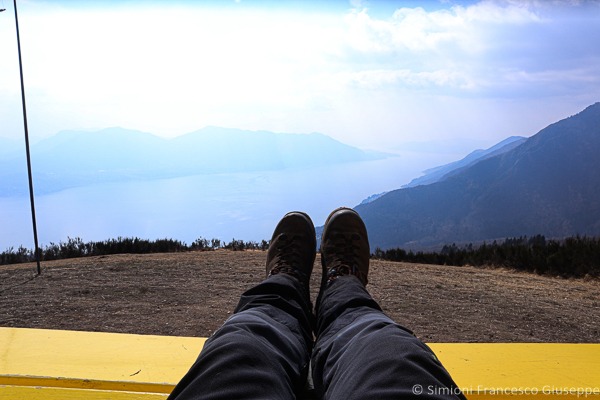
[338,0,600,99]
[340,68,475,91]
[3,4,345,137]
[344,1,541,54]
[1,0,598,152]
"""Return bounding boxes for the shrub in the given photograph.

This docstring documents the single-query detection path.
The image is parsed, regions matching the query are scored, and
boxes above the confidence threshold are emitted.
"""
[373,235,600,279]
[0,236,272,266]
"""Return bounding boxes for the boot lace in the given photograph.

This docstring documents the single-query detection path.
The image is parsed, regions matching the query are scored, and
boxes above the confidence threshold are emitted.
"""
[268,234,308,282]
[324,232,366,283]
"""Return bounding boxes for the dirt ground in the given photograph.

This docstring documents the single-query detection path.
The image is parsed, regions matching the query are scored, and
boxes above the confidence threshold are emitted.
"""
[0,250,598,342]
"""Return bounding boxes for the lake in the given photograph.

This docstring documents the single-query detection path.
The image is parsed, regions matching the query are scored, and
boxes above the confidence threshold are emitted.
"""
[1,154,441,250]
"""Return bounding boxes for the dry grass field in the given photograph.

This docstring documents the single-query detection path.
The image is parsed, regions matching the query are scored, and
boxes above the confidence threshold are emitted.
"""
[1,250,598,342]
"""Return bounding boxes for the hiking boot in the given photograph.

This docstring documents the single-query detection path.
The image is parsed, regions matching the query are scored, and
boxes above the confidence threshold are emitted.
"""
[266,211,316,291]
[320,207,370,288]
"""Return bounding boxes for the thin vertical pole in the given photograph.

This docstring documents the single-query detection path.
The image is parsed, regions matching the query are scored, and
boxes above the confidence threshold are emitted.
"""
[13,0,41,275]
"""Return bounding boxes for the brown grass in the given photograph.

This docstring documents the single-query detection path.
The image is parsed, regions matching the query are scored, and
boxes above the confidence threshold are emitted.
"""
[1,250,598,342]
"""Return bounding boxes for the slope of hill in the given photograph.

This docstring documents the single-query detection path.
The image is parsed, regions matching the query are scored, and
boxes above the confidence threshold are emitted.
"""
[403,136,527,188]
[0,127,386,196]
[356,103,600,250]
[358,136,527,206]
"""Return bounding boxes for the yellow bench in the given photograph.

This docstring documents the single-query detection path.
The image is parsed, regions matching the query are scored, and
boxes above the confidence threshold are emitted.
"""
[1,327,598,399]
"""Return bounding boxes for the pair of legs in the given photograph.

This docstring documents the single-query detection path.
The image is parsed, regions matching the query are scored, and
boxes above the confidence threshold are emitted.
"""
[168,208,465,399]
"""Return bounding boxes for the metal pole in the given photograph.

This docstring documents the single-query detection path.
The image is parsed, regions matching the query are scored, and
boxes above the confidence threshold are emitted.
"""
[12,0,42,275]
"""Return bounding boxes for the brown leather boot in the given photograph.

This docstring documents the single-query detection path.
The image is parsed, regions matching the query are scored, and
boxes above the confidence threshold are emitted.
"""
[266,211,316,293]
[320,207,370,288]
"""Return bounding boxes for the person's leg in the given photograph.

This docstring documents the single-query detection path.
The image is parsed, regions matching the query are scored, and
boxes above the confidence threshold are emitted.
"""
[312,208,465,400]
[168,212,316,400]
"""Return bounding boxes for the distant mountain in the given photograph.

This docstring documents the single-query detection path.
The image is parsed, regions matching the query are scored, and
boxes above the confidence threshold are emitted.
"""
[403,136,527,188]
[359,191,388,205]
[0,127,386,196]
[167,127,383,173]
[356,103,600,250]
[358,136,526,205]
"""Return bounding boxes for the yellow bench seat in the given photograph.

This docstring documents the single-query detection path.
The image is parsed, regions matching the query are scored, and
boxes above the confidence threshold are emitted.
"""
[1,327,598,399]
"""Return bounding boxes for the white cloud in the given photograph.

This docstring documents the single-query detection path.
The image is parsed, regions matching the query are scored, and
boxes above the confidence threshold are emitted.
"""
[1,4,347,138]
[343,1,541,55]
[454,1,541,24]
[0,0,598,154]
[340,68,475,91]
[338,0,600,102]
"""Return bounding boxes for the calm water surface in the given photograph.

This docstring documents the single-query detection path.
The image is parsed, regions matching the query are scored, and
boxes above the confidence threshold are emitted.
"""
[1,155,439,249]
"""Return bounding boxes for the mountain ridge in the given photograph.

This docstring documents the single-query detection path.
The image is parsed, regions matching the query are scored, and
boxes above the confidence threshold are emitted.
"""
[359,135,528,206]
[0,127,388,196]
[402,136,527,189]
[355,102,600,250]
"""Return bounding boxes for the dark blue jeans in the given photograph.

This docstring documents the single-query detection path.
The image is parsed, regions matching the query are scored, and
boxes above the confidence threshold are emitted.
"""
[168,274,465,400]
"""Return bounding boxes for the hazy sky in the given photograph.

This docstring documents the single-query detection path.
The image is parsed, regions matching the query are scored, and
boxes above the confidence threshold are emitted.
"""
[1,0,599,154]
